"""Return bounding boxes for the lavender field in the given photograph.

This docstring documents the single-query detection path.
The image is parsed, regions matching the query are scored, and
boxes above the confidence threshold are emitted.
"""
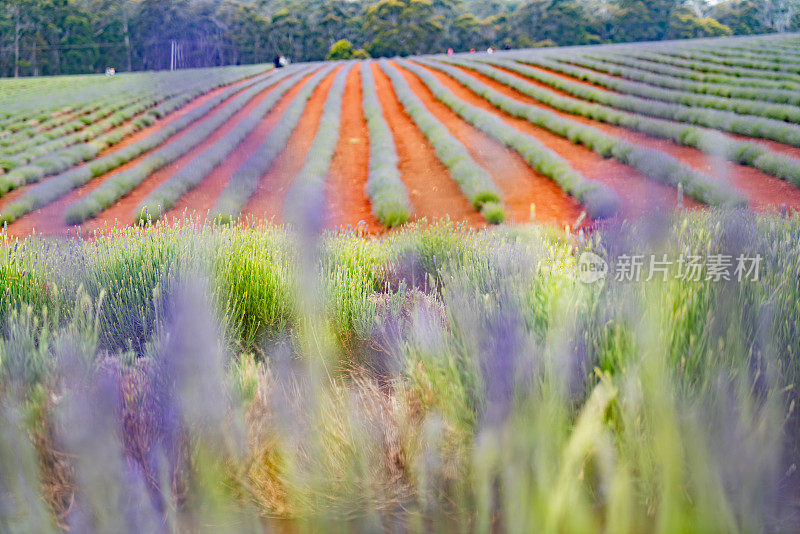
[0,208,798,532]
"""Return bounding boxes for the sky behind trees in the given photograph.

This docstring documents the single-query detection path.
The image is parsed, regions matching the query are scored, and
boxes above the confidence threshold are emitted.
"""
[1,0,798,77]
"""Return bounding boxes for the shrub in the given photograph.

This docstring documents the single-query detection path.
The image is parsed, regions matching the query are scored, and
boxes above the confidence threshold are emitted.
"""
[327,40,370,61]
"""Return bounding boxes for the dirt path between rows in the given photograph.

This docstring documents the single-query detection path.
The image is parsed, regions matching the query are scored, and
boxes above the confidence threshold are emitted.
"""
[163,69,321,222]
[394,61,583,226]
[324,64,383,231]
[370,62,485,227]
[7,73,275,238]
[412,61,692,216]
[454,62,800,213]
[241,67,342,223]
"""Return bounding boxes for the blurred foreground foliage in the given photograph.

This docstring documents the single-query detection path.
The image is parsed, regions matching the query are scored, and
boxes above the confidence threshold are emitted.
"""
[0,211,799,531]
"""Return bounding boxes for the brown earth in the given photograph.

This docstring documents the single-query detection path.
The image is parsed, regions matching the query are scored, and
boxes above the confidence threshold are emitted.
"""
[323,64,383,232]
[370,62,485,227]
[240,66,342,222]
[393,61,584,226]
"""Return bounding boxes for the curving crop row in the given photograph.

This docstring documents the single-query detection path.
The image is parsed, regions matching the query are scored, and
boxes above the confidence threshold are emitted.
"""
[0,64,269,139]
[479,56,800,147]
[420,58,747,208]
[134,67,316,224]
[702,44,800,65]
[0,95,160,170]
[623,51,800,85]
[0,94,146,155]
[0,69,281,226]
[661,48,800,75]
[0,115,157,195]
[398,59,619,219]
[210,65,338,223]
[442,57,800,189]
[360,63,412,227]
[736,42,800,57]
[558,54,800,107]
[591,53,800,91]
[0,71,277,197]
[62,68,305,225]
[379,60,506,223]
[282,64,352,227]
[1,76,237,161]
[523,55,800,123]
[0,64,267,119]
[1,100,109,144]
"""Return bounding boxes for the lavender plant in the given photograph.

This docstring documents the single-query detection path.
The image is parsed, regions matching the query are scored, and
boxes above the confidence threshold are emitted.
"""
[134,66,315,224]
[420,58,746,207]
[360,63,411,227]
[483,55,800,147]
[210,64,338,223]
[399,59,619,219]
[379,60,505,223]
[0,210,796,531]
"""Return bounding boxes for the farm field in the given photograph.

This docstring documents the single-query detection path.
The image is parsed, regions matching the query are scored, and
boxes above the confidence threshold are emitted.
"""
[3,34,800,236]
[4,32,800,532]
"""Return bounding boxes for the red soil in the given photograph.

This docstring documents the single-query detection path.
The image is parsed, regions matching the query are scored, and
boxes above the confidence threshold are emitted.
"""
[163,68,322,222]
[393,61,583,226]
[413,61,692,216]
[7,73,274,238]
[370,62,485,227]
[241,67,342,222]
[496,63,800,212]
[324,64,382,231]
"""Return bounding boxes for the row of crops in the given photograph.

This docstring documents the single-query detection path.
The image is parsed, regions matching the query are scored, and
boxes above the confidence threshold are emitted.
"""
[1,33,800,233]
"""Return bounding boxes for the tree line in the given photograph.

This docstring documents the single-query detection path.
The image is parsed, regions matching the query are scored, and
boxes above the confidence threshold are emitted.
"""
[1,0,798,77]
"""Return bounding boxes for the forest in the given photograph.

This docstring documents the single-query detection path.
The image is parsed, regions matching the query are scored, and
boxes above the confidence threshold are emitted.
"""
[0,0,798,76]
